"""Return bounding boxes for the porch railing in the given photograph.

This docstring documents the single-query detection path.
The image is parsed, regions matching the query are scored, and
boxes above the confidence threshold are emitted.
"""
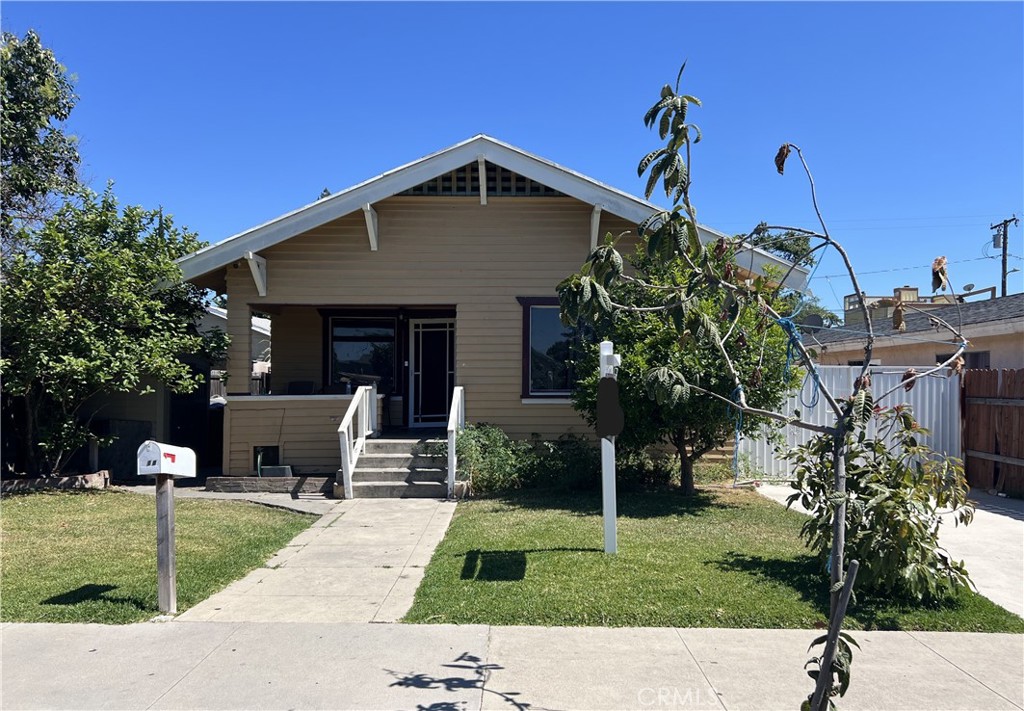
[337,383,378,498]
[446,386,466,498]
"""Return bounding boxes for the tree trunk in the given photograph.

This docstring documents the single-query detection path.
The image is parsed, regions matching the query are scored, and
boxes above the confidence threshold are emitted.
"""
[679,453,696,496]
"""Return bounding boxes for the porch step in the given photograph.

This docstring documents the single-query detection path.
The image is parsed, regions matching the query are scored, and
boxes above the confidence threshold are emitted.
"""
[357,453,446,469]
[351,467,446,483]
[341,437,449,498]
[349,481,448,499]
[363,438,445,455]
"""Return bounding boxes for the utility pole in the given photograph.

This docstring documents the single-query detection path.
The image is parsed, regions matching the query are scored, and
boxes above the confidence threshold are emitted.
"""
[991,215,1019,297]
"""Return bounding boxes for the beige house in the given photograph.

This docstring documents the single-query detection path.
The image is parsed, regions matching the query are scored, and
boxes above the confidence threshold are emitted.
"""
[809,292,1024,369]
[177,135,802,478]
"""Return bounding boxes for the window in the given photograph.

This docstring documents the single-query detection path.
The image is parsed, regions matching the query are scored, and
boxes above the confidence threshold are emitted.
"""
[937,351,989,369]
[518,297,576,397]
[329,318,396,393]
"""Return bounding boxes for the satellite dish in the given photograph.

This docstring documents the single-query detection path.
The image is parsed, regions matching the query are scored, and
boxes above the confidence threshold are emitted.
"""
[797,313,825,333]
[962,283,975,292]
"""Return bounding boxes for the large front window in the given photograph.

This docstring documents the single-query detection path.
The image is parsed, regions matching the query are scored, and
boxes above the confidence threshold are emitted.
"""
[330,318,396,394]
[518,298,575,397]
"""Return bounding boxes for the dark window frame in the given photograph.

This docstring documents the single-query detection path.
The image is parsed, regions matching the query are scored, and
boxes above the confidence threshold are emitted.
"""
[327,316,398,394]
[937,350,990,370]
[517,296,576,399]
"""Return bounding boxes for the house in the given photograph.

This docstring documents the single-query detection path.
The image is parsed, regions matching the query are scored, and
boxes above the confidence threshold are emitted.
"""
[176,135,806,479]
[808,292,1024,369]
[200,305,272,365]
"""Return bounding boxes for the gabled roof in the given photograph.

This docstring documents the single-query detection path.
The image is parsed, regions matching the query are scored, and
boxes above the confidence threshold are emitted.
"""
[176,134,806,287]
[205,306,271,336]
[807,293,1024,348]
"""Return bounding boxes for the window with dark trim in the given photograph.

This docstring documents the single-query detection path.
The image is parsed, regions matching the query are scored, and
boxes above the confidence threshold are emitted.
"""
[518,297,576,398]
[329,317,396,393]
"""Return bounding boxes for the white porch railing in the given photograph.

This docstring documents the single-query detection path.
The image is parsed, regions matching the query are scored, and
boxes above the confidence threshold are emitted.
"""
[446,386,466,498]
[337,383,378,499]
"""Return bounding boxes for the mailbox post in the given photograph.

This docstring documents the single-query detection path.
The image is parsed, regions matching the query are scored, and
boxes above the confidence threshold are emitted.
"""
[137,441,196,614]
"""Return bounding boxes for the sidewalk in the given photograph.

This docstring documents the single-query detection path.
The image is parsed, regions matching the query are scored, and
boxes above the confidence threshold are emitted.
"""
[757,484,1024,617]
[2,621,1021,710]
[176,498,456,623]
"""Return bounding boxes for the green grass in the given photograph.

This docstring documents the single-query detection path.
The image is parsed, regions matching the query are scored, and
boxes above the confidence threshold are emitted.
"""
[0,489,314,623]
[404,487,1024,632]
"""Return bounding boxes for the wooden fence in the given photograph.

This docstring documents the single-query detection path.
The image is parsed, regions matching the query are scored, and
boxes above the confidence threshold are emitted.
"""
[962,368,1024,496]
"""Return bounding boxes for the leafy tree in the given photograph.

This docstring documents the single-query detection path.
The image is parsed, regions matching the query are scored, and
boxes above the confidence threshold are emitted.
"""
[560,66,975,709]
[1,30,80,253]
[566,246,798,495]
[0,188,209,475]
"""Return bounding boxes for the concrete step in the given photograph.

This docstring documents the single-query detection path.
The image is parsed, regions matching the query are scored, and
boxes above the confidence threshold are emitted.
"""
[351,467,446,483]
[357,453,446,469]
[364,438,445,455]
[349,481,448,499]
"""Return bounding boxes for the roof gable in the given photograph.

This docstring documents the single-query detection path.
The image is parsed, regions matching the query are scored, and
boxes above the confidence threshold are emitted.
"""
[177,134,805,287]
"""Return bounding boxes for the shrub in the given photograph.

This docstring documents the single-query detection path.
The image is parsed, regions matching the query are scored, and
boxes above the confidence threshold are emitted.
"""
[454,424,531,495]
[788,404,974,601]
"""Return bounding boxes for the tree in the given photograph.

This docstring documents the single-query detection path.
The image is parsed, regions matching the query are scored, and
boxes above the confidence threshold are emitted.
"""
[566,246,798,495]
[559,66,974,710]
[0,188,209,475]
[1,30,80,253]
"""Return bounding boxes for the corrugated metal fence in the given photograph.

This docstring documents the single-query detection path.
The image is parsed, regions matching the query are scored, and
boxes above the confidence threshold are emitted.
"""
[737,365,961,479]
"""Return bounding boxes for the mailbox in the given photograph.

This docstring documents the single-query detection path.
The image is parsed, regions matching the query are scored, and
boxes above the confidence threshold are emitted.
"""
[137,441,197,479]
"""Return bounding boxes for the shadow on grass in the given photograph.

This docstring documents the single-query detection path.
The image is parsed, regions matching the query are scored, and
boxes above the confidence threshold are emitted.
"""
[42,583,150,611]
[459,547,603,581]
[387,651,532,710]
[714,551,973,630]
[493,488,737,519]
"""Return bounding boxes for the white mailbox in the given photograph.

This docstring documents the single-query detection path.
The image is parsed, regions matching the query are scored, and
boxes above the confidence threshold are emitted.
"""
[137,441,197,479]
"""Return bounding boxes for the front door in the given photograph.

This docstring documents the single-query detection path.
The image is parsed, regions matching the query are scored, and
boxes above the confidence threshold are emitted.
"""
[409,319,456,427]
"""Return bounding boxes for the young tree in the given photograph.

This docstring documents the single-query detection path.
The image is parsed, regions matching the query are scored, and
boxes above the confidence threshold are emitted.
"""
[559,67,974,709]
[565,247,798,495]
[0,189,209,475]
[0,30,80,253]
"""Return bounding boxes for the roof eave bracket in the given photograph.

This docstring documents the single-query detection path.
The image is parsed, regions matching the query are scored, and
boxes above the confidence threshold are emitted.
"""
[590,204,603,253]
[243,251,267,297]
[363,203,379,251]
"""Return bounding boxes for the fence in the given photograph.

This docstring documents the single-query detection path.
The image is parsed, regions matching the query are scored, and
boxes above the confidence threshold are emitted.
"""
[962,368,1024,496]
[737,365,961,479]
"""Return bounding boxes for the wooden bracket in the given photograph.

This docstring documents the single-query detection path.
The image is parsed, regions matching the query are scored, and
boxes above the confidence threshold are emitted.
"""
[363,203,379,251]
[590,204,603,253]
[243,251,267,297]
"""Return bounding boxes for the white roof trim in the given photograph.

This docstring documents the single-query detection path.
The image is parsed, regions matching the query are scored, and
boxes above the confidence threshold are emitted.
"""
[177,134,807,289]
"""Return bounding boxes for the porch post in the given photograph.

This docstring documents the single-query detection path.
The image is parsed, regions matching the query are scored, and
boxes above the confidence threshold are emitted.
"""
[225,301,253,395]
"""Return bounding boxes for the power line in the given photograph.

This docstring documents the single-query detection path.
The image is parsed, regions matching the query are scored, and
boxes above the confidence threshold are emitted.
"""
[812,256,1004,280]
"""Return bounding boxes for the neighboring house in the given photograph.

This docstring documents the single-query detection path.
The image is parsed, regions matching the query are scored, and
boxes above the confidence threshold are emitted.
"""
[808,292,1024,369]
[176,135,806,476]
[200,306,272,365]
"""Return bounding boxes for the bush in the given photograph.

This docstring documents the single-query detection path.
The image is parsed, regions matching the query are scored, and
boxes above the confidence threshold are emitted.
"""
[452,425,679,496]
[788,404,974,601]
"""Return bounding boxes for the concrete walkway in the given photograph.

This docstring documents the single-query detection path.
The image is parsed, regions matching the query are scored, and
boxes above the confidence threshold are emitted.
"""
[3,622,1021,710]
[758,484,1024,617]
[176,498,456,623]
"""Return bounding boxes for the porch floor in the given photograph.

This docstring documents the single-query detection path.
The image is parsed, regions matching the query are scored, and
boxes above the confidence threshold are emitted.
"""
[376,427,445,440]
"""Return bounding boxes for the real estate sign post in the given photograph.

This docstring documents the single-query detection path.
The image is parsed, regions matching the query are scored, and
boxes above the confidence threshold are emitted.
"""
[597,340,623,554]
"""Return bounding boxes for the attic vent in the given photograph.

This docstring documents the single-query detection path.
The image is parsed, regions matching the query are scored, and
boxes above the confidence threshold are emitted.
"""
[399,162,565,197]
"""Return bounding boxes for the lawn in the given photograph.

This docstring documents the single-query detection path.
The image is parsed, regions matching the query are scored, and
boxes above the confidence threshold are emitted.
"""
[404,487,1024,632]
[0,489,314,623]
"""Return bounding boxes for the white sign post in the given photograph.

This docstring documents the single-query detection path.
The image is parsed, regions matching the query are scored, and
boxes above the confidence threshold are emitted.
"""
[137,440,196,614]
[599,341,621,554]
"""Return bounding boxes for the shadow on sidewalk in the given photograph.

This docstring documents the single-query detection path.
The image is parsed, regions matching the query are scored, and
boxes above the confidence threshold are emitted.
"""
[387,651,538,710]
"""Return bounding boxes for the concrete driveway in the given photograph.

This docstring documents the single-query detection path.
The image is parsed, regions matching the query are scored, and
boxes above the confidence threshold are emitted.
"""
[176,498,456,623]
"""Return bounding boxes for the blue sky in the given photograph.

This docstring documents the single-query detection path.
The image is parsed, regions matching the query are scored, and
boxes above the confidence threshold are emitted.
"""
[4,1,1023,313]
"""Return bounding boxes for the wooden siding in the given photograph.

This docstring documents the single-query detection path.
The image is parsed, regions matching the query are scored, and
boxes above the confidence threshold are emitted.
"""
[223,196,639,460]
[223,395,384,475]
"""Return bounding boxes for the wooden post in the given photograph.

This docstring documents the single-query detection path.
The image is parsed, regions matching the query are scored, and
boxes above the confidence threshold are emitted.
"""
[155,473,177,614]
